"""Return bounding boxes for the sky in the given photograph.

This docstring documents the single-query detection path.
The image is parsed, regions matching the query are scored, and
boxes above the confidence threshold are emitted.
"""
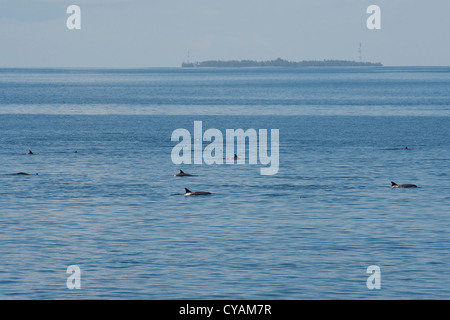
[0,0,449,68]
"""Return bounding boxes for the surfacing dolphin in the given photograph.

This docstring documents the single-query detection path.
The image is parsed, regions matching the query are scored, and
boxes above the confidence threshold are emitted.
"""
[174,170,196,177]
[184,188,211,196]
[391,181,418,188]
[7,172,38,176]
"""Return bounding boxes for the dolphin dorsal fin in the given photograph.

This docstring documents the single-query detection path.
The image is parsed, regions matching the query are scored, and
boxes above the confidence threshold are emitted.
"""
[184,188,191,193]
[391,181,397,186]
[180,170,184,173]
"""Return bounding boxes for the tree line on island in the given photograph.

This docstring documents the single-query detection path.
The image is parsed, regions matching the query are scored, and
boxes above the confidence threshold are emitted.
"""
[182,58,382,68]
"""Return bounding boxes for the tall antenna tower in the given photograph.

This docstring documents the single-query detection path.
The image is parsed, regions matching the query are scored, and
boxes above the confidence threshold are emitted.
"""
[358,43,362,62]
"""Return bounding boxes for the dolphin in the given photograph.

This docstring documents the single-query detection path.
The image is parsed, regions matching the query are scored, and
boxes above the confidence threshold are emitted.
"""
[6,172,38,176]
[184,188,211,196]
[224,154,240,160]
[391,181,418,188]
[174,170,196,177]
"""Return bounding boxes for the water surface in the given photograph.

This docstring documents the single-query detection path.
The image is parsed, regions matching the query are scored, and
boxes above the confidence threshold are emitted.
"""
[0,67,449,299]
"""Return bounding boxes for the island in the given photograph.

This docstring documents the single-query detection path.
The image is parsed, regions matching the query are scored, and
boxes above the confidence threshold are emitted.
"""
[182,58,382,68]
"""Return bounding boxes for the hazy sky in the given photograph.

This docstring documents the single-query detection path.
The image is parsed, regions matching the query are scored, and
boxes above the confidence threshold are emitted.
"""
[1,0,449,67]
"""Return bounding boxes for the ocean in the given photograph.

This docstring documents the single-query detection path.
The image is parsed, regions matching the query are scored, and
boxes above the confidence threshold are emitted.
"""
[0,67,449,299]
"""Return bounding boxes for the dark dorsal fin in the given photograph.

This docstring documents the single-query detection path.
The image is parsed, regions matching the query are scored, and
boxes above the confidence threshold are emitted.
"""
[180,170,184,173]
[391,181,397,186]
[184,188,191,193]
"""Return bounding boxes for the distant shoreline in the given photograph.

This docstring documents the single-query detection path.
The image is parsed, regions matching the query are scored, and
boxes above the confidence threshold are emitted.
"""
[182,58,383,68]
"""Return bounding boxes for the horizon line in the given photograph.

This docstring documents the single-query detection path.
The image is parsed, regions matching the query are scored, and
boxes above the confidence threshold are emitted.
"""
[1,65,450,69]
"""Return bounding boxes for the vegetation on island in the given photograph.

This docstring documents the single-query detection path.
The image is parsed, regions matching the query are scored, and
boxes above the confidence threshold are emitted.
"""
[182,58,382,68]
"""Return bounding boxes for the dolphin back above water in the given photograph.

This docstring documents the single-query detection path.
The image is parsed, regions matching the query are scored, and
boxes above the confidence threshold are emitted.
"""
[391,181,418,188]
[11,172,38,176]
[174,170,195,177]
[184,188,211,196]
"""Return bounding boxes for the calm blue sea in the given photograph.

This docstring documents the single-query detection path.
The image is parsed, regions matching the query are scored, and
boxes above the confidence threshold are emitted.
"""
[0,67,449,299]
